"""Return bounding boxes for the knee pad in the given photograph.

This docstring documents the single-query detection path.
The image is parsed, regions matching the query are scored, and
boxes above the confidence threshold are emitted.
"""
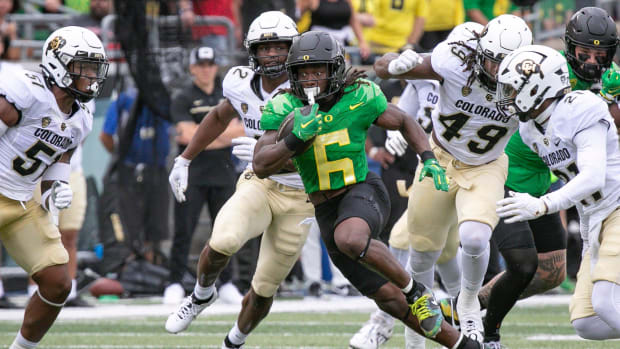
[409,249,441,273]
[209,233,241,256]
[459,221,492,256]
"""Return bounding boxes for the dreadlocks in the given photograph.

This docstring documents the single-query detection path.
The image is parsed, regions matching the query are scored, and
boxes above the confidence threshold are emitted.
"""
[448,30,482,89]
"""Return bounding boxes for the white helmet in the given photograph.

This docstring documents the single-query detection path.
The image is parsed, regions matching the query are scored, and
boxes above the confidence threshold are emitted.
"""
[41,26,108,103]
[475,15,532,93]
[496,45,571,120]
[244,11,298,76]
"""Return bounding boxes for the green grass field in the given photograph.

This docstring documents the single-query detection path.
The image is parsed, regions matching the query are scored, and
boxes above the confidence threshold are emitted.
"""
[0,301,619,349]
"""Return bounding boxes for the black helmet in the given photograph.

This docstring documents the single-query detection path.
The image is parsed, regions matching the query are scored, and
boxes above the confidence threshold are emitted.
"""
[565,7,618,82]
[286,31,346,101]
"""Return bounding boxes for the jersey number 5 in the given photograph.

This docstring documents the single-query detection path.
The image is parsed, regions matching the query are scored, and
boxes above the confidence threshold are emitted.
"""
[439,113,508,154]
[314,129,356,191]
[13,140,58,177]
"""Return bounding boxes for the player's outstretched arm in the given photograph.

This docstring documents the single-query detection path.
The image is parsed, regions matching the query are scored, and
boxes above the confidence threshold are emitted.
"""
[179,99,239,161]
[374,53,442,81]
[253,130,296,179]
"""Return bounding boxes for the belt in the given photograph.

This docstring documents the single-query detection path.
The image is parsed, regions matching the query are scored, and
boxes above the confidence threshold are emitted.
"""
[308,187,348,206]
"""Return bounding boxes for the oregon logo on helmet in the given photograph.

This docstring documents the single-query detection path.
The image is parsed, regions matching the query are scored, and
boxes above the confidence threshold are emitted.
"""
[47,36,66,52]
[594,39,600,45]
[515,59,541,77]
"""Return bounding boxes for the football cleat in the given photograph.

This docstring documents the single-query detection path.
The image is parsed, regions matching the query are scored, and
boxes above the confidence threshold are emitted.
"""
[165,290,218,334]
[458,295,483,343]
[404,283,443,338]
[439,297,460,330]
[349,311,394,349]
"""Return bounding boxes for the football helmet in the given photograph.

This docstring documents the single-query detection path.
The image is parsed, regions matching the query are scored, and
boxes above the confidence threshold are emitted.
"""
[41,26,109,103]
[286,31,346,102]
[475,15,532,93]
[496,45,571,121]
[245,11,298,76]
[565,7,618,82]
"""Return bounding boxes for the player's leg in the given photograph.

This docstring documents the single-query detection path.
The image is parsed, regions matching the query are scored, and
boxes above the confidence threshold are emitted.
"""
[480,206,538,345]
[454,154,508,343]
[0,197,71,348]
[222,182,314,348]
[165,172,272,334]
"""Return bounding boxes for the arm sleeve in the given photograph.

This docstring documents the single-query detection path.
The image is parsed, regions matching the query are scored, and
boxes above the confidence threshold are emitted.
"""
[542,121,609,213]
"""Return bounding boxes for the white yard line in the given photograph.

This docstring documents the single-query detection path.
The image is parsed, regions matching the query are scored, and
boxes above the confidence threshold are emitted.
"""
[0,294,572,321]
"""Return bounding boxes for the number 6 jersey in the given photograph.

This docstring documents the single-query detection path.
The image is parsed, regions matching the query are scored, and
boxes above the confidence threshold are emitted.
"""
[430,22,519,165]
[0,67,92,201]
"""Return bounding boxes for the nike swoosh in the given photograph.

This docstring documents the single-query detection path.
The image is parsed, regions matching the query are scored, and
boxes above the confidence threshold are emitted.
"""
[553,139,560,146]
[349,102,364,110]
[301,119,315,129]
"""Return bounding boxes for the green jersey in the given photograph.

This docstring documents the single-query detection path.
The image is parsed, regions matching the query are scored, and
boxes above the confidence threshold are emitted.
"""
[504,50,596,197]
[261,79,388,194]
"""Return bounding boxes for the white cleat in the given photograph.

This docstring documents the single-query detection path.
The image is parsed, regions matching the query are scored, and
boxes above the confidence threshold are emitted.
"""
[457,296,483,343]
[219,282,244,304]
[163,283,185,305]
[165,290,218,334]
[349,312,394,349]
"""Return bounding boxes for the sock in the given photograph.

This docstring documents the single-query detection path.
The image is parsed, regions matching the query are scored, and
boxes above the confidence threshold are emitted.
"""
[10,332,38,349]
[67,279,77,301]
[460,245,490,307]
[27,285,37,298]
[227,322,248,345]
[389,246,409,268]
[436,249,462,297]
[193,282,215,301]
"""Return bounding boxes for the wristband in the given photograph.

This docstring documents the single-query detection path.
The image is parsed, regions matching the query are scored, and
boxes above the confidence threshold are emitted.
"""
[42,162,70,182]
[420,150,436,163]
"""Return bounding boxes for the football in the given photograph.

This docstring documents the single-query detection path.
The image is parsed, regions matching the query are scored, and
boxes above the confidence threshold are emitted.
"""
[89,277,124,298]
[276,109,315,156]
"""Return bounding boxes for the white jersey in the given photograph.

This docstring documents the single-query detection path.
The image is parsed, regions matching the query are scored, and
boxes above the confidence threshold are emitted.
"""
[397,80,440,134]
[0,68,92,201]
[430,22,519,165]
[519,90,620,257]
[222,66,303,189]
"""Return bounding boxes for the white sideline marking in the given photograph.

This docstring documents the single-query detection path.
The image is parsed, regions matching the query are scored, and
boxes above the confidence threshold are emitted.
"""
[0,294,571,321]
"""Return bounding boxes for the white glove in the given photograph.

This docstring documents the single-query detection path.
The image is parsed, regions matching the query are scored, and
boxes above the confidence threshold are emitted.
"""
[385,130,408,156]
[231,136,257,162]
[496,191,547,224]
[51,181,72,209]
[387,49,423,75]
[169,156,191,202]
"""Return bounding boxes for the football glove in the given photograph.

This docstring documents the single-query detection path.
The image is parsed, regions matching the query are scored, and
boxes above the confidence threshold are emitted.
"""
[388,49,423,75]
[385,130,408,156]
[169,156,191,202]
[51,181,72,209]
[231,136,257,162]
[600,62,620,104]
[419,158,449,192]
[292,103,322,141]
[496,191,547,223]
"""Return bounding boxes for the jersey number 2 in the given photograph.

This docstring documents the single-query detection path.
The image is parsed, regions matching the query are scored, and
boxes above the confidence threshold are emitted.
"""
[314,129,356,191]
[13,140,57,176]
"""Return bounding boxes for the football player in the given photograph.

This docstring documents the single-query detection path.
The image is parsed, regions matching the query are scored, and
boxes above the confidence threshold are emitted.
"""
[0,26,108,349]
[253,30,481,349]
[349,78,463,349]
[164,11,316,349]
[461,8,619,347]
[374,14,532,344]
[495,44,620,340]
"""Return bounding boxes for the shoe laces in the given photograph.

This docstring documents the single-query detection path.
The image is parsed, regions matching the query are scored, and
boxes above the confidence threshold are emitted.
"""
[177,297,198,319]
[462,319,481,333]
[413,295,437,321]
